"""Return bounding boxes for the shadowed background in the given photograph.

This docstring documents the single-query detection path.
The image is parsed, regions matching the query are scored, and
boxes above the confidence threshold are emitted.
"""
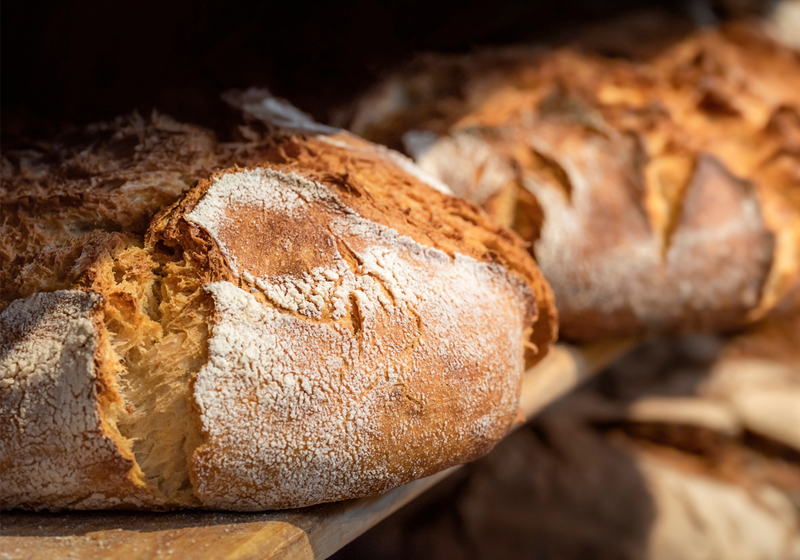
[3,0,760,136]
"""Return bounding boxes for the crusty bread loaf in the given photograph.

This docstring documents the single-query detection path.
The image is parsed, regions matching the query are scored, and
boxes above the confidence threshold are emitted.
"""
[351,24,800,340]
[0,104,556,510]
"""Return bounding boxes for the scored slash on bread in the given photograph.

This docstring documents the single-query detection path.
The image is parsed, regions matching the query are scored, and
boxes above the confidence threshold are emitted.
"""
[0,98,556,510]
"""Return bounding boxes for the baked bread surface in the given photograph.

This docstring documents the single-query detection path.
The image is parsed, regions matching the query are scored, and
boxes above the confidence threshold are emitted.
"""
[0,113,555,510]
[175,166,533,509]
[0,291,152,509]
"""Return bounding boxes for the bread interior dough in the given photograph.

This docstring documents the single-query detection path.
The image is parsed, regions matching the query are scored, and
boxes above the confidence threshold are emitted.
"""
[87,242,209,502]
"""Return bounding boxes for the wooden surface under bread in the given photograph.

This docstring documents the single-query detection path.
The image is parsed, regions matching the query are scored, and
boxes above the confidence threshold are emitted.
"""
[0,339,634,560]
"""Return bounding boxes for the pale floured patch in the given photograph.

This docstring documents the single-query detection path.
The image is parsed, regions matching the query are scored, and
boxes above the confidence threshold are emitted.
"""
[0,291,151,509]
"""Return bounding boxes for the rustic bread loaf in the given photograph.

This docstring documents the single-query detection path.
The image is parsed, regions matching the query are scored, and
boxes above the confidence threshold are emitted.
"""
[351,25,800,340]
[0,105,556,510]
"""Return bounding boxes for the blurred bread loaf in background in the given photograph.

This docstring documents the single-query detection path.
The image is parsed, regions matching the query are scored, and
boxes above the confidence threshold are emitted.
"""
[349,23,800,340]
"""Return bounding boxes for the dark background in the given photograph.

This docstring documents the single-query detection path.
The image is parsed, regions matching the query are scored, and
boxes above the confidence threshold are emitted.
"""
[2,0,727,137]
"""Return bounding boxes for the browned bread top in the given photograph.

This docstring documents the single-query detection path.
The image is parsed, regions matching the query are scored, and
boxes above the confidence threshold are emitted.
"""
[0,114,220,310]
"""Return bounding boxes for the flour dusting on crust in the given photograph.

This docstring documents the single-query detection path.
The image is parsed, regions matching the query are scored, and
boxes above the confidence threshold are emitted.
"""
[185,168,530,510]
[0,291,151,510]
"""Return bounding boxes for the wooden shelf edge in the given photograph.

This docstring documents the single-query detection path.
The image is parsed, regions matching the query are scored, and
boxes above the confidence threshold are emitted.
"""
[0,339,636,560]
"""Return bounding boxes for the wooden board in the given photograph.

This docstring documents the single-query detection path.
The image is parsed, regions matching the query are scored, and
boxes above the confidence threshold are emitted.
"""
[0,339,635,560]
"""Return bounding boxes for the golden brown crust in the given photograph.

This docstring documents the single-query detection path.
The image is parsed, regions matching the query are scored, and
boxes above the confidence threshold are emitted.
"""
[147,132,553,508]
[1,110,555,510]
[0,113,219,310]
[351,25,800,340]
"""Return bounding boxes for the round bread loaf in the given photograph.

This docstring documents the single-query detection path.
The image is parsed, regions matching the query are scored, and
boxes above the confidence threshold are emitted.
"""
[350,24,800,340]
[0,108,556,510]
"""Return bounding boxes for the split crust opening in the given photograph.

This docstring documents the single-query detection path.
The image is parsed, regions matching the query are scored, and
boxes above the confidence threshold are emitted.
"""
[90,237,211,503]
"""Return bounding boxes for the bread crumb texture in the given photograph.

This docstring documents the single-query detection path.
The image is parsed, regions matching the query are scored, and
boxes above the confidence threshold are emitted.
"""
[351,24,800,339]
[1,119,553,509]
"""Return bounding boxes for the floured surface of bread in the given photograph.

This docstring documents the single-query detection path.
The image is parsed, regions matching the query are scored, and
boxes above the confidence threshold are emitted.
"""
[220,132,556,360]
[176,167,532,509]
[2,113,553,509]
[351,25,800,339]
[0,291,158,509]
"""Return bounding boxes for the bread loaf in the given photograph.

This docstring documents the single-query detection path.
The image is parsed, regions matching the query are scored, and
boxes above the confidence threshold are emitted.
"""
[351,24,800,340]
[0,103,556,510]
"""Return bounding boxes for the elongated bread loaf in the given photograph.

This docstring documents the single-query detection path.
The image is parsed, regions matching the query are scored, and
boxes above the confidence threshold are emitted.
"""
[351,24,800,340]
[0,107,555,510]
